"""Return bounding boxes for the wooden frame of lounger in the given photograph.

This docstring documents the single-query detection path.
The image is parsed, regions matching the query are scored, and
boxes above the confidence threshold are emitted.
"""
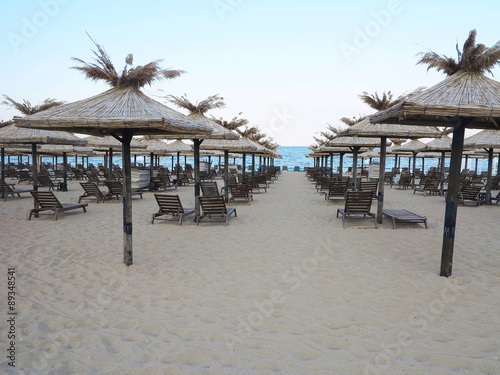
[413,179,440,196]
[336,190,377,228]
[382,209,428,229]
[104,180,143,200]
[151,194,195,225]
[229,184,253,204]
[28,191,88,221]
[0,179,32,201]
[78,182,110,204]
[197,195,237,225]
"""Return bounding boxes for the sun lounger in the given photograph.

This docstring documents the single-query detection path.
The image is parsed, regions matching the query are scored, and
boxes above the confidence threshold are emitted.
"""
[197,195,237,225]
[458,185,484,205]
[78,182,110,203]
[359,180,378,199]
[325,180,348,200]
[200,181,223,196]
[0,179,32,201]
[413,179,440,196]
[336,190,376,228]
[229,184,253,204]
[151,194,195,225]
[104,180,143,200]
[382,209,428,229]
[28,191,88,221]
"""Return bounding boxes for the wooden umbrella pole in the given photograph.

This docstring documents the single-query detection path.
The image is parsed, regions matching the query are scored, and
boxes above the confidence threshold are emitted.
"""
[149,152,154,190]
[224,150,229,203]
[352,147,359,191]
[32,143,38,192]
[440,119,467,277]
[339,152,344,180]
[193,139,202,220]
[121,129,135,266]
[376,137,387,224]
[251,153,255,176]
[440,150,446,195]
[62,152,68,191]
[485,148,493,204]
[1,147,5,181]
[242,153,246,184]
[108,147,113,180]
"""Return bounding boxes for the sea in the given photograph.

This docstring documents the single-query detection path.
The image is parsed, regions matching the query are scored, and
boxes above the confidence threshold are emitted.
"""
[8,146,496,173]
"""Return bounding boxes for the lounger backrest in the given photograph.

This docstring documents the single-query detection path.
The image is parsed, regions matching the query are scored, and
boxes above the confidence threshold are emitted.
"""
[31,191,61,209]
[80,182,102,196]
[199,195,228,215]
[0,179,13,193]
[200,181,219,196]
[105,180,123,194]
[329,180,348,194]
[344,191,373,215]
[230,184,249,198]
[154,194,184,214]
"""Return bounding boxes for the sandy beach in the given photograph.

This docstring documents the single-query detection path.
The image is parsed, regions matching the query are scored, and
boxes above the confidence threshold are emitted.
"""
[1,172,499,374]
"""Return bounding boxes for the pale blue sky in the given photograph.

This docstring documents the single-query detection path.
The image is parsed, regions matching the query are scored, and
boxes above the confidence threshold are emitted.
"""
[1,0,499,145]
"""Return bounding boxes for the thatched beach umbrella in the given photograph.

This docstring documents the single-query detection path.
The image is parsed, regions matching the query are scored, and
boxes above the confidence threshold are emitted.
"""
[369,30,500,276]
[162,95,240,218]
[343,118,441,223]
[464,129,500,204]
[415,136,456,195]
[200,137,257,202]
[15,43,212,266]
[0,124,86,191]
[323,136,380,190]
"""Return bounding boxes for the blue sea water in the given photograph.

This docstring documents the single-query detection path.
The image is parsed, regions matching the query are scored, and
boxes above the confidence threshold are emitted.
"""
[9,146,497,173]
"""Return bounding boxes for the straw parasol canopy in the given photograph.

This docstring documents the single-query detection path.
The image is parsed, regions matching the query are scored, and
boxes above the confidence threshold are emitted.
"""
[13,43,214,267]
[342,117,442,222]
[370,71,500,129]
[14,87,211,137]
[0,124,86,189]
[369,30,500,277]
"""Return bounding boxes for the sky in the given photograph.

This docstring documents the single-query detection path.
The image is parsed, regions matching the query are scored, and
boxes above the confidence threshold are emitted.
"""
[1,0,499,146]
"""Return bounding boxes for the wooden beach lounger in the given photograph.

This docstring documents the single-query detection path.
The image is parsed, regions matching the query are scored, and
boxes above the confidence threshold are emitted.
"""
[28,191,88,221]
[0,179,32,201]
[197,195,237,225]
[336,190,376,228]
[382,209,428,229]
[78,182,110,203]
[229,184,253,204]
[104,180,143,200]
[151,194,195,225]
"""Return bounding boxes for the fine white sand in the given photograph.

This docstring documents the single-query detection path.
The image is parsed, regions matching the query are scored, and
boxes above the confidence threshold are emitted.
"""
[1,172,499,374]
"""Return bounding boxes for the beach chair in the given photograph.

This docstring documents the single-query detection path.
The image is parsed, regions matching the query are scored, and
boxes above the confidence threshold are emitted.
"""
[18,170,33,184]
[229,184,253,204]
[458,185,484,205]
[325,180,348,200]
[293,166,300,172]
[393,173,412,189]
[491,191,500,204]
[150,176,176,191]
[359,180,378,199]
[78,182,110,203]
[0,179,32,201]
[200,181,223,197]
[197,195,237,225]
[28,191,88,221]
[104,180,143,200]
[382,209,428,229]
[37,174,59,191]
[413,179,440,196]
[336,191,377,228]
[151,194,195,225]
